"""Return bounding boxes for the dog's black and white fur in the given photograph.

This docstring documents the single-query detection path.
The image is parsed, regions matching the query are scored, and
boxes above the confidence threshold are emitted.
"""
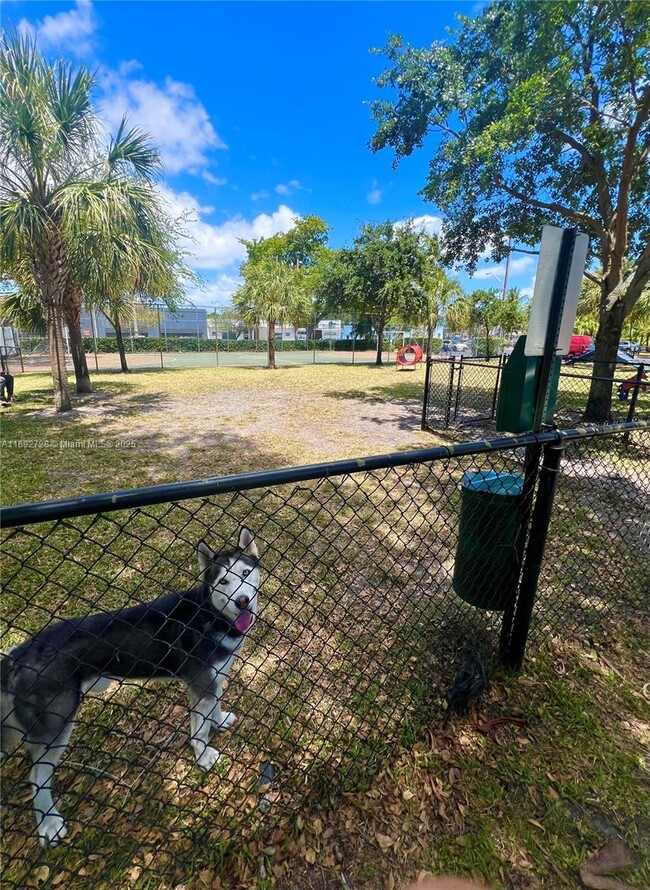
[1,528,260,848]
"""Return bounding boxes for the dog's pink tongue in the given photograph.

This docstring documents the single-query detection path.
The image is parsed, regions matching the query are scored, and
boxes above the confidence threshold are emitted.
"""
[235,610,253,632]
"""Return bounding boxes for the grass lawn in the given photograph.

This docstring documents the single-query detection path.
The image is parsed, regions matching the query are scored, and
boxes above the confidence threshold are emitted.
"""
[1,365,648,890]
[1,364,436,506]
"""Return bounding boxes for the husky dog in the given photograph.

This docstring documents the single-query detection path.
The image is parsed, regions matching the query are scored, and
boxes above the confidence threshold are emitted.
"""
[1,528,260,848]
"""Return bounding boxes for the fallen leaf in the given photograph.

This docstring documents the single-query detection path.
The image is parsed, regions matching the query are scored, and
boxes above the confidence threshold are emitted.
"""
[304,848,317,864]
[375,832,395,852]
[402,789,415,801]
[33,867,49,885]
[579,841,637,890]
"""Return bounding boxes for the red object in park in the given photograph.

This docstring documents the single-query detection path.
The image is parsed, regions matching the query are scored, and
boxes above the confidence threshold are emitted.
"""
[396,344,423,369]
[567,334,592,358]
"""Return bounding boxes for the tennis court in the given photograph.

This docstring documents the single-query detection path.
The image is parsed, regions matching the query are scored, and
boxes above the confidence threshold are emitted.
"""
[17,348,402,374]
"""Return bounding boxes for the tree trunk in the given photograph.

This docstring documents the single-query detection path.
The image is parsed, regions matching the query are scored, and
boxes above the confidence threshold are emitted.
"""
[34,229,72,412]
[425,322,433,360]
[45,302,72,412]
[375,317,385,366]
[113,316,130,373]
[583,300,626,422]
[267,320,276,369]
[485,323,491,358]
[64,285,92,393]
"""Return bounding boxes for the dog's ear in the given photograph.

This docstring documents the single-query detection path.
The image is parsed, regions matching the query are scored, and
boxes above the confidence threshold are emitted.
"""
[238,527,259,560]
[197,541,215,577]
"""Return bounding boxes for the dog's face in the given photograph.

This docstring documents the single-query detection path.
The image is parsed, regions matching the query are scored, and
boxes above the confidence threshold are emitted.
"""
[197,528,260,632]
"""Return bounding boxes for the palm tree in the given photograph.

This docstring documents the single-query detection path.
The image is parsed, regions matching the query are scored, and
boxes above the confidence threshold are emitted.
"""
[233,260,311,369]
[1,35,164,409]
[416,264,464,359]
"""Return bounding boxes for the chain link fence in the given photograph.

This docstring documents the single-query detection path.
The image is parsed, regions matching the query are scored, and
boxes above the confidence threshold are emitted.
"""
[1,422,648,887]
[422,355,649,431]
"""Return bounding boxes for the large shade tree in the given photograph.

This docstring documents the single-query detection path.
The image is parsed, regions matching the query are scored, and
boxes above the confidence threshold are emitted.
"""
[319,220,427,365]
[370,0,650,420]
[0,34,170,408]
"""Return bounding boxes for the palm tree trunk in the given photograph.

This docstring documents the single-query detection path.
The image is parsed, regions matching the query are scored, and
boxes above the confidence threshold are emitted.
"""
[36,230,72,411]
[113,315,130,373]
[64,285,92,393]
[267,320,276,369]
[45,302,72,412]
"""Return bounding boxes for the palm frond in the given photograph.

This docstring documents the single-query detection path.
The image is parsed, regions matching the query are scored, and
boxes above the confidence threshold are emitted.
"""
[0,286,47,335]
[108,118,163,180]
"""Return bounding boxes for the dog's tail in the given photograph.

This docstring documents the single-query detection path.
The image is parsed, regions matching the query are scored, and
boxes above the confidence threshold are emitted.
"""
[1,653,23,758]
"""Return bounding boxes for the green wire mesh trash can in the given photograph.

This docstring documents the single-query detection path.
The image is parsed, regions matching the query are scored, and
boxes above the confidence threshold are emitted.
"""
[453,470,524,610]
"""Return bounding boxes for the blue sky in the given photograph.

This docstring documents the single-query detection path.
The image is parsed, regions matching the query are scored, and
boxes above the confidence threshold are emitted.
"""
[4,0,536,307]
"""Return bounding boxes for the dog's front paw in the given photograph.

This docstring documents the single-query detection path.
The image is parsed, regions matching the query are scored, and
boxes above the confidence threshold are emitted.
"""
[37,811,67,847]
[196,746,221,771]
[215,711,237,731]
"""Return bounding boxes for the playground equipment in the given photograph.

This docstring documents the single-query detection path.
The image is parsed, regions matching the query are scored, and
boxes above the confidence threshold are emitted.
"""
[395,344,423,370]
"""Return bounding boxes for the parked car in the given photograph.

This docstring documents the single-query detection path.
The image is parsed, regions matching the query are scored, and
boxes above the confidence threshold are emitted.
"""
[619,340,641,356]
[566,334,593,359]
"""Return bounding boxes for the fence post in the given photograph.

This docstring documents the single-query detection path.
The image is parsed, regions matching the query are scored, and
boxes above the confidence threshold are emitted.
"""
[157,305,164,370]
[500,440,564,671]
[491,353,503,420]
[89,307,99,372]
[453,355,464,421]
[444,358,456,428]
[623,363,645,445]
[421,356,433,430]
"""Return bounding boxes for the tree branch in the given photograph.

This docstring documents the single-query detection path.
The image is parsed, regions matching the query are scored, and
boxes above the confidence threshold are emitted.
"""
[496,176,602,233]
[551,128,613,223]
[610,85,650,289]
[584,269,603,285]
[623,240,650,316]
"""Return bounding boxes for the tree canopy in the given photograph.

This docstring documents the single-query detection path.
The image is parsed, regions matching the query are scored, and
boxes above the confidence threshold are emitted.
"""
[370,0,650,418]
[1,34,189,406]
[319,220,427,365]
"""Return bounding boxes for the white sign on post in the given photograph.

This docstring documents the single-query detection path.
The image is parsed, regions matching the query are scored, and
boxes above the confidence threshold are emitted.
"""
[524,226,590,357]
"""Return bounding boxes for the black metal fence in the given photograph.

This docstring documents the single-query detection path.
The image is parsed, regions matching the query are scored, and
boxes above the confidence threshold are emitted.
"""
[422,355,649,431]
[1,421,648,887]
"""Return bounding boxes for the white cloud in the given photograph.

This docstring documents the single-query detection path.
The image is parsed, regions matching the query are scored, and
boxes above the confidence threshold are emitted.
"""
[472,255,535,281]
[275,179,309,196]
[397,215,443,236]
[99,65,226,175]
[202,172,227,186]
[159,185,298,271]
[18,0,97,56]
[185,275,242,308]
[367,179,383,205]
[251,190,271,201]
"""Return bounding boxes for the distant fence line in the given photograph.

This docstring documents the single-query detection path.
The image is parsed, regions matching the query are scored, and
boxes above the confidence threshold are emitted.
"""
[422,354,649,431]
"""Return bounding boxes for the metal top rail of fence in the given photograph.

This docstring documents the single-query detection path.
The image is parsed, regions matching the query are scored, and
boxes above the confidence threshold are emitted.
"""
[1,419,648,888]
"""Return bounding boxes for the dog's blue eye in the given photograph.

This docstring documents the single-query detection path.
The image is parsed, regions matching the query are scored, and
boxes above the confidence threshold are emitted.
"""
[242,569,250,577]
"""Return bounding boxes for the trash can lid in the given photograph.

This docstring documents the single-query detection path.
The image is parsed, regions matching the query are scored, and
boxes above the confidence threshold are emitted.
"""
[461,470,524,496]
